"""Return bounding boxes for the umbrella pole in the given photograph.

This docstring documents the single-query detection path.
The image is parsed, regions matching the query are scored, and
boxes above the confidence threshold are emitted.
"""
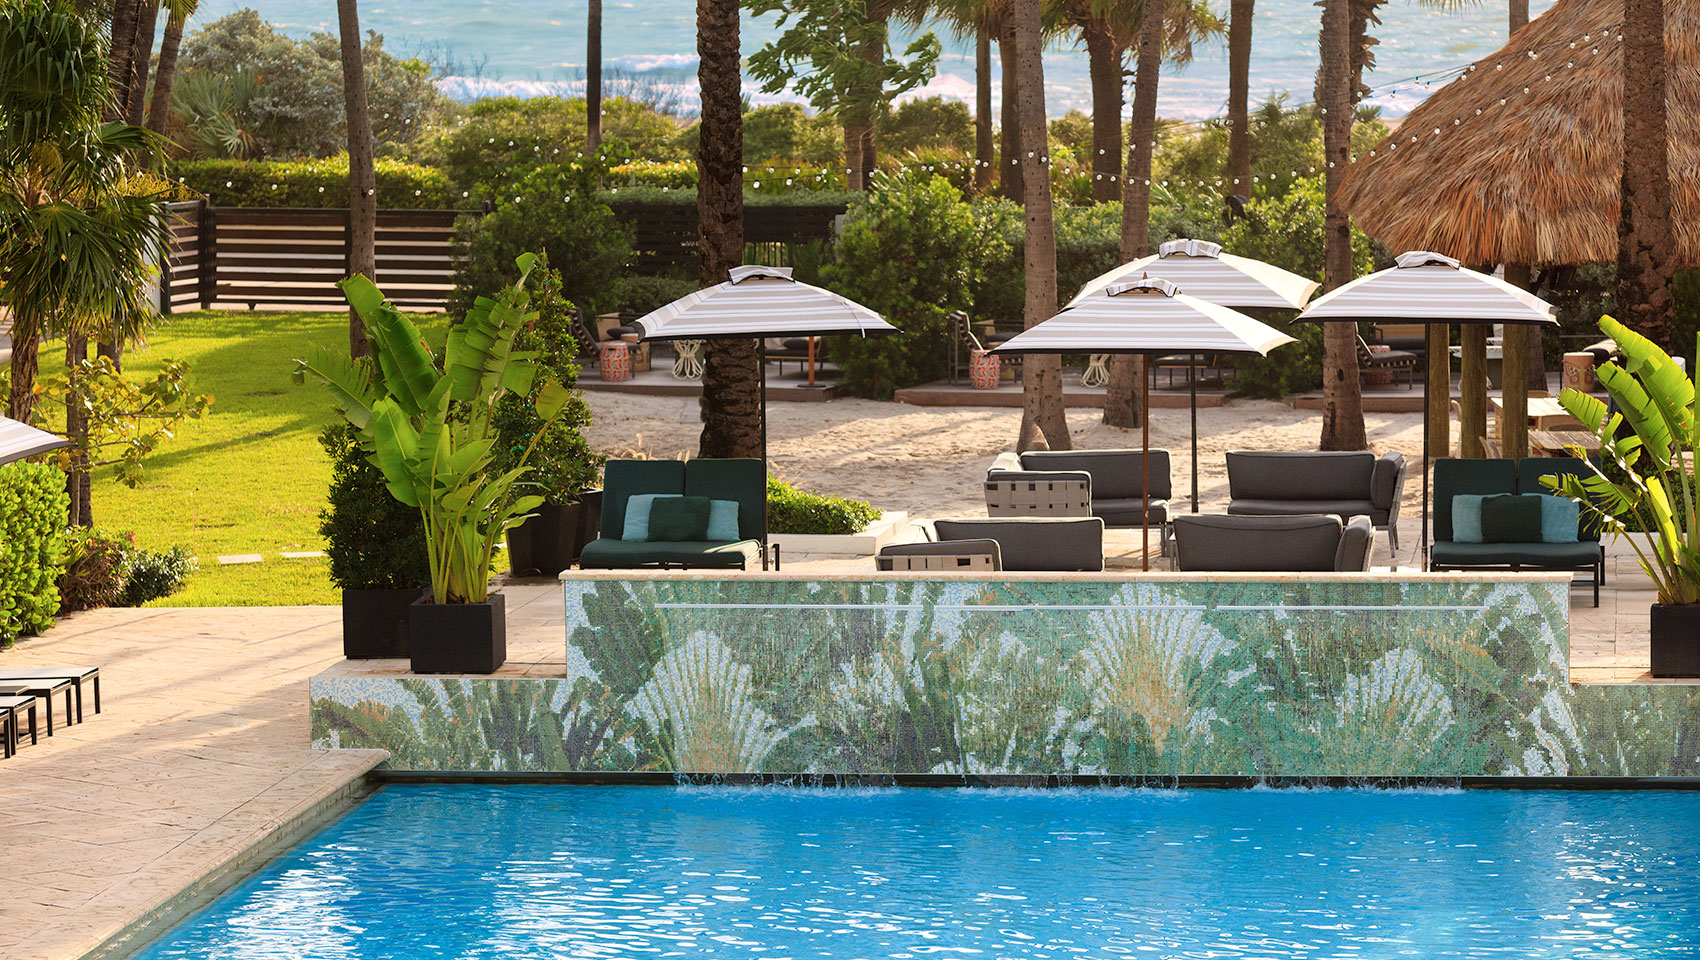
[1142,365,1151,573]
[760,337,770,570]
[1190,353,1199,513]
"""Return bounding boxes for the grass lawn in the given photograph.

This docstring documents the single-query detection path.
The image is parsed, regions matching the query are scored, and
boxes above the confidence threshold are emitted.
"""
[94,309,448,606]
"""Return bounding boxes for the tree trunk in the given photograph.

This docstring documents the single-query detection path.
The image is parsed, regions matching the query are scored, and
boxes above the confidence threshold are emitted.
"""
[974,26,995,194]
[1318,0,1366,451]
[843,116,872,191]
[1014,0,1070,453]
[998,22,1022,205]
[106,0,141,122]
[1084,19,1123,205]
[857,28,882,184]
[125,1,159,126]
[1617,0,1675,349]
[1425,321,1449,458]
[1226,0,1254,197]
[587,0,603,151]
[146,9,186,135]
[1509,0,1529,35]
[337,0,376,359]
[64,333,92,528]
[1459,323,1487,458]
[6,322,40,424]
[696,0,761,459]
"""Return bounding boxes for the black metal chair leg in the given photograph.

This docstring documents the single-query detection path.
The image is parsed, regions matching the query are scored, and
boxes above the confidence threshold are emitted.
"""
[72,682,82,724]
[64,687,74,726]
[92,676,100,714]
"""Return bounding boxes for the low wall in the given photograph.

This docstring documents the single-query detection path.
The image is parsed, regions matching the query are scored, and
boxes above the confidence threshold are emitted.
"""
[310,573,1700,779]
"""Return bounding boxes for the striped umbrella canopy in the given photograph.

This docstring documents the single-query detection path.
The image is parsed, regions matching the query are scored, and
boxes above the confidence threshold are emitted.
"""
[1066,239,1321,311]
[1297,251,1556,324]
[631,265,895,341]
[0,416,71,468]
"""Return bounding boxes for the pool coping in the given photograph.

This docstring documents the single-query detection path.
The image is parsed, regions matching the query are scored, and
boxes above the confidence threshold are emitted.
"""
[371,771,1700,790]
[79,754,388,960]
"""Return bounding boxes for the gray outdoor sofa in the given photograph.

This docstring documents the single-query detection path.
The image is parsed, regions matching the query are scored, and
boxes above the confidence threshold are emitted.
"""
[932,517,1106,572]
[1225,450,1407,549]
[1173,514,1374,572]
[987,449,1172,530]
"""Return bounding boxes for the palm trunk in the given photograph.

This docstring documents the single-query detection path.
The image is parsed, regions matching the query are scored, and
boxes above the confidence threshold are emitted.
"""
[65,333,92,528]
[696,0,760,459]
[587,0,603,151]
[1084,20,1123,205]
[106,0,141,122]
[6,321,40,424]
[1226,0,1254,197]
[1318,0,1366,451]
[1014,0,1070,453]
[843,114,872,191]
[337,0,376,359]
[1508,0,1529,35]
[1617,0,1675,349]
[125,1,159,126]
[998,22,1022,205]
[857,28,882,184]
[146,9,186,135]
[974,26,994,194]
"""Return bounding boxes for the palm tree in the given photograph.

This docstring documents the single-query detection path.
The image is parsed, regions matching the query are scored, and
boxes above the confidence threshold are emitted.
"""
[587,0,602,151]
[1617,0,1675,347]
[145,0,197,136]
[696,0,761,458]
[1508,0,1527,34]
[337,0,376,358]
[999,15,1022,203]
[1013,0,1070,451]
[1225,0,1252,197]
[105,0,140,122]
[897,0,1002,193]
[1316,0,1365,450]
[124,1,158,124]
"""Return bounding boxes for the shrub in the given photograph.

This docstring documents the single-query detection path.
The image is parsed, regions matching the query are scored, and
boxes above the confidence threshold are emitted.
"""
[883,96,977,156]
[172,157,460,209]
[821,171,1008,398]
[450,160,634,317]
[57,528,133,614]
[439,96,685,195]
[614,275,701,316]
[119,546,195,606]
[320,424,432,591]
[767,478,881,535]
[0,462,70,646]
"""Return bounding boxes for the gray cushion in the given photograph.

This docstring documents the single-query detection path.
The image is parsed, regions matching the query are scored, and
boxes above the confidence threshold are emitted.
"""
[878,539,1002,571]
[1431,540,1602,567]
[579,537,761,569]
[1335,517,1374,572]
[1020,449,1172,501]
[1173,514,1347,572]
[934,517,1105,572]
[1226,451,1375,503]
[1371,452,1405,510]
[1227,499,1378,519]
[1093,497,1170,526]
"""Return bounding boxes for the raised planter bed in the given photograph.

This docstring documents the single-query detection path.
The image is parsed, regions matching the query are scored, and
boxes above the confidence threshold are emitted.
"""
[768,511,908,557]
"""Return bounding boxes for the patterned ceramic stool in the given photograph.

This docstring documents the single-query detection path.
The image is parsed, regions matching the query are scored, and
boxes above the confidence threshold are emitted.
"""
[1563,352,1597,393]
[599,341,631,382]
[969,349,1001,389]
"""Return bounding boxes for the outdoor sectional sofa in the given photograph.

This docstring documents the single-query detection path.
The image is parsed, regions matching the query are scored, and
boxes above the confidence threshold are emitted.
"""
[1225,450,1408,549]
[579,458,771,570]
[1430,456,1603,605]
[1172,515,1374,572]
[932,517,1106,572]
[986,449,1172,530]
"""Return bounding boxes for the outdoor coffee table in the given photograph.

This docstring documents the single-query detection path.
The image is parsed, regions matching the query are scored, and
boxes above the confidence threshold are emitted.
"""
[0,678,74,735]
[0,666,100,721]
[0,694,39,755]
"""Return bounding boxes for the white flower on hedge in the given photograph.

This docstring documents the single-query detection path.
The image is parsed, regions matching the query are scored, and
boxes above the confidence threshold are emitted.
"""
[628,631,811,773]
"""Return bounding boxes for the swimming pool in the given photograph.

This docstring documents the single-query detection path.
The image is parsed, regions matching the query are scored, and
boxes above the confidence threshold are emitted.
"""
[133,785,1700,959]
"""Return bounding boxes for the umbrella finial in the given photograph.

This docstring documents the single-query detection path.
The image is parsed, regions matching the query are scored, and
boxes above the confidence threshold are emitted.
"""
[1159,239,1223,259]
[1107,277,1180,297]
[1395,251,1461,270]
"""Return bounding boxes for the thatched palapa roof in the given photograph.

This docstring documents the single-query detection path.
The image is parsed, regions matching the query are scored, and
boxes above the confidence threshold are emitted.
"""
[1336,0,1699,267]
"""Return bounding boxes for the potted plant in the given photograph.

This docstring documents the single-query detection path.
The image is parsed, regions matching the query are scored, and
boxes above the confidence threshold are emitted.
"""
[320,424,432,658]
[1548,315,1700,677]
[298,254,574,674]
[492,262,602,577]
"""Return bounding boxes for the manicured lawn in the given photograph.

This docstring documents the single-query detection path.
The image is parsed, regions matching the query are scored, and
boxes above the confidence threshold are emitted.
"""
[94,309,449,606]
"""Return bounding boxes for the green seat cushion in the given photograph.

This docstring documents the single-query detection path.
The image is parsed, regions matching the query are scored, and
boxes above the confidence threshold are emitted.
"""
[579,537,761,569]
[648,496,712,542]
[621,493,680,540]
[1430,539,1602,567]
[1481,493,1542,543]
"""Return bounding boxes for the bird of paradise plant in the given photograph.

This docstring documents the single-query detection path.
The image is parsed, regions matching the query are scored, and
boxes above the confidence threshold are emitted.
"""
[295,254,574,605]
[1546,315,1699,606]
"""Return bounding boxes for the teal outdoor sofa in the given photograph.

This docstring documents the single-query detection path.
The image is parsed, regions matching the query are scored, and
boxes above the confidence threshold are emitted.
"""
[579,459,771,570]
[1429,457,1603,605]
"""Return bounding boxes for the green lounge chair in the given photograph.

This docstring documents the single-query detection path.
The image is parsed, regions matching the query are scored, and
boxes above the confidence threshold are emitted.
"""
[1429,457,1604,605]
[579,459,771,570]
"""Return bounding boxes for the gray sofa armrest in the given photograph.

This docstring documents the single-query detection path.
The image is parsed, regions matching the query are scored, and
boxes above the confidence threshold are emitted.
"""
[1335,517,1374,571]
[987,452,1024,477]
[878,539,1002,571]
[1372,452,1406,510]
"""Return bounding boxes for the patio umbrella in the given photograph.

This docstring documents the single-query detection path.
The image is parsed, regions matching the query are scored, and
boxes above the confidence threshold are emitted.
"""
[992,278,1297,569]
[0,416,71,468]
[1297,251,1558,568]
[1066,238,1321,512]
[631,264,896,469]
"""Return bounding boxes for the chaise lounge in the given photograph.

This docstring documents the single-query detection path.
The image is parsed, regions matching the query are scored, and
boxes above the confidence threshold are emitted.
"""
[1172,514,1374,572]
[1429,456,1603,605]
[1225,450,1407,550]
[578,458,772,570]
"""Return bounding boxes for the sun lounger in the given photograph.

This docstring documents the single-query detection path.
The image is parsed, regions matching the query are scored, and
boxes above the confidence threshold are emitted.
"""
[0,679,75,735]
[0,666,101,721]
[0,695,39,757]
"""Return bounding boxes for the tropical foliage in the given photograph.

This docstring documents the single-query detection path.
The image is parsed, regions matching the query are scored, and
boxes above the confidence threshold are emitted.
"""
[766,477,881,535]
[0,462,68,645]
[1548,316,1700,605]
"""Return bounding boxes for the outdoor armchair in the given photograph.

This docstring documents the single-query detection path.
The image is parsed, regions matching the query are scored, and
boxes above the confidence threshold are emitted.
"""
[876,539,1002,572]
[1225,450,1407,550]
[1173,514,1374,572]
[1429,457,1603,605]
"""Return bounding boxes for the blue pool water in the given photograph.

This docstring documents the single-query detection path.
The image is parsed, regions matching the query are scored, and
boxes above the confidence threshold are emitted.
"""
[134,785,1700,959]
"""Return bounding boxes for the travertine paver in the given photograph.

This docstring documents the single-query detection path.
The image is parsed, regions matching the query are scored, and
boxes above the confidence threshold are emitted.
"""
[0,607,386,960]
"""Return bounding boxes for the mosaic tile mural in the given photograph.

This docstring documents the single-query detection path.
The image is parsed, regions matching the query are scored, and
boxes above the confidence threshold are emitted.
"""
[310,577,1700,777]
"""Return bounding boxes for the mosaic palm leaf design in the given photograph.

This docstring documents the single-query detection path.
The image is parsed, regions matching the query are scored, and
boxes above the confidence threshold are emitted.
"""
[310,577,1700,777]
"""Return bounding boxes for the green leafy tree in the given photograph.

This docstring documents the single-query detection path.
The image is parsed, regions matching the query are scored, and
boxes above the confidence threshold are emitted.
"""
[881,95,975,155]
[438,96,684,194]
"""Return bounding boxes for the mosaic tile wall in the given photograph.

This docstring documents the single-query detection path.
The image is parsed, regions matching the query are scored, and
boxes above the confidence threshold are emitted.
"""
[310,577,1700,778]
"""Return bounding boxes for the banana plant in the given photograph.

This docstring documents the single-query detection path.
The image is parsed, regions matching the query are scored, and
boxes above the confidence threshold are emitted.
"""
[296,254,574,605]
[1545,315,1700,605]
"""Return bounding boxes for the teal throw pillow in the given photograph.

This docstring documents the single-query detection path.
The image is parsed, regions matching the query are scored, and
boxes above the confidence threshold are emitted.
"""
[707,499,741,541]
[648,495,712,542]
[1451,495,1484,543]
[1535,494,1580,543]
[1480,493,1542,543]
[621,493,680,541]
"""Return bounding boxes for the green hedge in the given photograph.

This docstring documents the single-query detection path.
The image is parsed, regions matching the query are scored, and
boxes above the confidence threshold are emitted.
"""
[0,462,69,646]
[171,156,462,209]
[767,478,881,535]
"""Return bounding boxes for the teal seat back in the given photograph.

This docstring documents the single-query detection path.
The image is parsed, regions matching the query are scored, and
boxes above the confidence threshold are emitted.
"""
[601,460,687,540]
[1519,456,1600,542]
[685,458,767,541]
[1432,458,1517,542]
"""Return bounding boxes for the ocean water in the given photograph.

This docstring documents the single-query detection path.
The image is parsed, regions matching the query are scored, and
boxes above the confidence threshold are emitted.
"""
[132,784,1700,959]
[197,0,1559,119]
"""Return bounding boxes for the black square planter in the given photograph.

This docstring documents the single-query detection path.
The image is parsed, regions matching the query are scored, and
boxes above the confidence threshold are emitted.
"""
[408,593,507,675]
[508,503,581,577]
[341,588,427,659]
[1650,604,1700,678]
